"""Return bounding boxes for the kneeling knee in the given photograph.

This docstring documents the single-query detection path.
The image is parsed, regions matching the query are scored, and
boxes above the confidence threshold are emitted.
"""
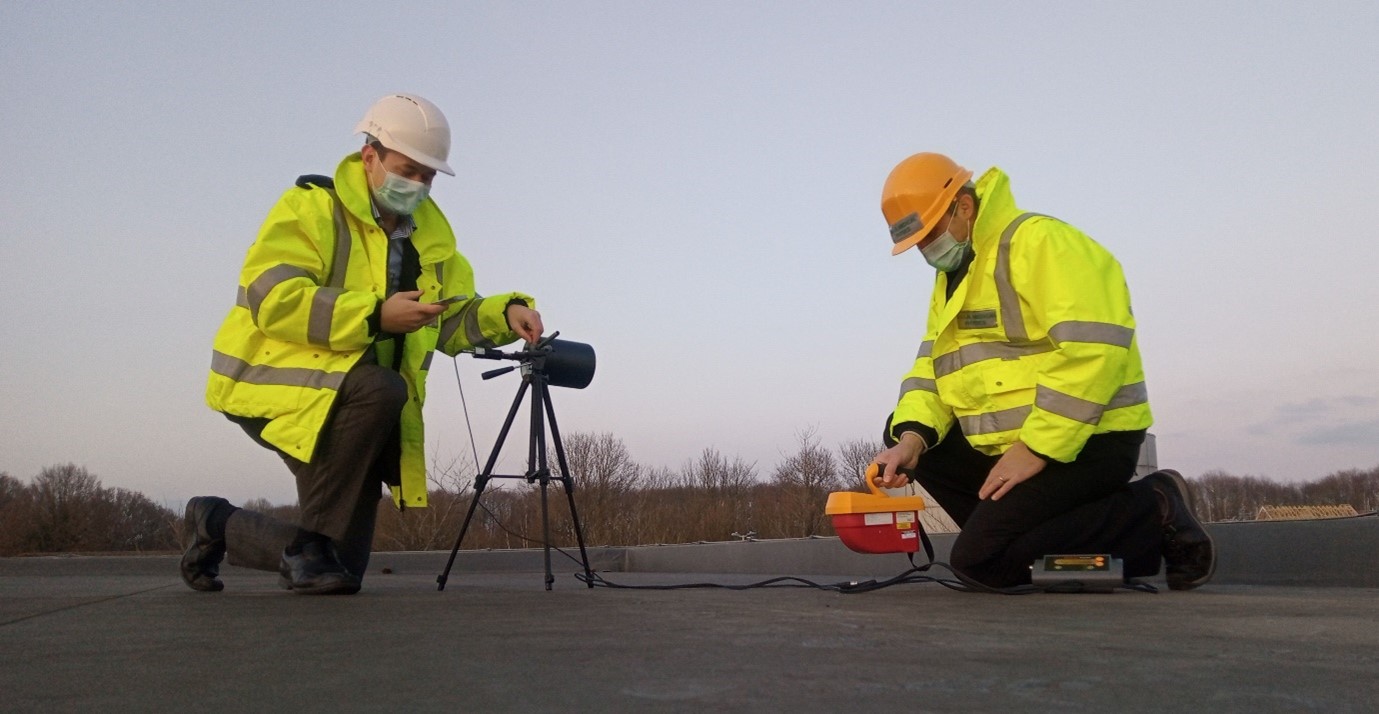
[948,539,1021,588]
[377,370,408,411]
[350,365,408,411]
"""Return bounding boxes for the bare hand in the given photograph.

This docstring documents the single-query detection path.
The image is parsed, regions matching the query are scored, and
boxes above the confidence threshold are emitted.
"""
[872,432,925,489]
[381,290,446,334]
[506,304,544,344]
[979,441,1047,501]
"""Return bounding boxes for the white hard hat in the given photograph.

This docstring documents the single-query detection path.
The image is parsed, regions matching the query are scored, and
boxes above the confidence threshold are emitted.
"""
[354,93,454,176]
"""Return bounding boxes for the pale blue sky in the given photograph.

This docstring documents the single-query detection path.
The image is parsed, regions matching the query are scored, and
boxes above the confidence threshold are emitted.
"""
[2,1,1377,506]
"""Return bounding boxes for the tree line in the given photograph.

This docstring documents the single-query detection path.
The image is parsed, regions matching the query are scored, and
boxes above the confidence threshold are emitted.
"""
[0,464,179,555]
[2,436,1376,556]
[1191,467,1379,522]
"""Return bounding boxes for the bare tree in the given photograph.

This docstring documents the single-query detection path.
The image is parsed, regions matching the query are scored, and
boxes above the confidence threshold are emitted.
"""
[558,432,639,545]
[30,464,104,552]
[836,438,882,491]
[673,448,758,543]
[1302,466,1379,514]
[1191,466,1379,522]
[0,472,35,555]
[1192,470,1302,521]
[98,488,179,551]
[765,428,842,538]
[8,465,178,553]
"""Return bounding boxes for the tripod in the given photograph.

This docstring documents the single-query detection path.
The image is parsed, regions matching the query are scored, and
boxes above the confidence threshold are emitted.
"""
[437,334,595,591]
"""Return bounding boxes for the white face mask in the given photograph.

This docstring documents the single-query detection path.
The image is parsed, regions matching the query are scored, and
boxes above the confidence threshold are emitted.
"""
[919,206,971,272]
[369,156,430,215]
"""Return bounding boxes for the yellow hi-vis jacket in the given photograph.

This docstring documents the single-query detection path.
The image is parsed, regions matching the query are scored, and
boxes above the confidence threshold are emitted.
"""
[206,153,533,507]
[891,167,1152,463]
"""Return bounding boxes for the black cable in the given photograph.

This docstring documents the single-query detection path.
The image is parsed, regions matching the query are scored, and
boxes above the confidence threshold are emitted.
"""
[573,562,1156,595]
[465,498,1158,595]
[453,494,1157,595]
[458,481,1158,595]
[573,565,967,593]
[446,356,1156,596]
[452,357,484,476]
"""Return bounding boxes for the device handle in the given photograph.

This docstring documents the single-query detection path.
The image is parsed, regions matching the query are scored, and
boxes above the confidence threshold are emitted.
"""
[863,463,888,497]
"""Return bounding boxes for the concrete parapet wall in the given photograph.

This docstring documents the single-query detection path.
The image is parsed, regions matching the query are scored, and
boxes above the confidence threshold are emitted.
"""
[618,515,1379,588]
[1208,515,1379,587]
[2,515,1374,587]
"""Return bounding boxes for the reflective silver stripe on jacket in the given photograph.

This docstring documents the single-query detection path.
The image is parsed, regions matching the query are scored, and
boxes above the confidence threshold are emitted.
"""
[1107,381,1148,409]
[957,381,1148,436]
[932,340,1056,378]
[310,188,354,344]
[916,340,933,359]
[1035,385,1105,425]
[238,189,355,335]
[210,351,346,390]
[1049,320,1134,348]
[322,188,352,290]
[993,212,1047,343]
[307,288,344,347]
[898,376,937,399]
[959,405,1031,436]
[246,265,314,322]
[439,307,460,347]
[440,296,496,350]
[1036,381,1150,425]
[419,351,434,372]
[463,297,495,348]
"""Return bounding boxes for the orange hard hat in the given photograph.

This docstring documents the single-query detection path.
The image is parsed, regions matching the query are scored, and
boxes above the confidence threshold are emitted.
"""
[881,153,973,256]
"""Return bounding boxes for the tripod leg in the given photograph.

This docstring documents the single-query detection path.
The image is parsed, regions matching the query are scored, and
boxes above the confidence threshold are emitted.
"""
[544,389,595,587]
[540,473,554,591]
[436,474,489,591]
[436,378,531,591]
[530,375,555,590]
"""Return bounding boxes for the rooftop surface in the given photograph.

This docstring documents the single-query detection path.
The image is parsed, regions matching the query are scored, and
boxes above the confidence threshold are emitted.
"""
[2,517,1376,713]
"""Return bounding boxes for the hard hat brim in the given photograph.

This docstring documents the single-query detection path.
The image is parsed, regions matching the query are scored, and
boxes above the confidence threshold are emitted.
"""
[888,167,972,256]
[354,121,456,176]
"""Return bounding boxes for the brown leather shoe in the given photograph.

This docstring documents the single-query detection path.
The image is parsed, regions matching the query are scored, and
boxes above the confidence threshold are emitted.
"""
[179,497,229,592]
[1146,470,1216,590]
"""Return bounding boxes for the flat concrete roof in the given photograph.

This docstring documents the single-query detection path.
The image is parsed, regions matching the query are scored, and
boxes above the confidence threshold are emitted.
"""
[2,517,1377,712]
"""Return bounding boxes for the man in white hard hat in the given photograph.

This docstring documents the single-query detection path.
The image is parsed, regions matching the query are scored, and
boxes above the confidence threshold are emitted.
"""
[183,93,545,594]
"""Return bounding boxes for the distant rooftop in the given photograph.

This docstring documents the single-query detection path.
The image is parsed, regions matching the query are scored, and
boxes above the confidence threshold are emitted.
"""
[1255,504,1361,520]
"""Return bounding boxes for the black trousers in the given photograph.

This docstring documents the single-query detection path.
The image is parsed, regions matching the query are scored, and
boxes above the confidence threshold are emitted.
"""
[224,363,408,580]
[887,423,1164,587]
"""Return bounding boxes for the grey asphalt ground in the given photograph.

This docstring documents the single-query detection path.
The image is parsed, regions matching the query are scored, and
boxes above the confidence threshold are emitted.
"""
[2,517,1377,713]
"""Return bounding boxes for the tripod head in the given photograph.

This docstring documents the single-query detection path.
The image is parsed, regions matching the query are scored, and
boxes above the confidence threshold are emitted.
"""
[468,332,596,389]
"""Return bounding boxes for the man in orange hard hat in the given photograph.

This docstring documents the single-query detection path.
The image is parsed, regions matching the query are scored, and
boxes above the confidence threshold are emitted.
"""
[182,94,545,594]
[871,152,1215,590]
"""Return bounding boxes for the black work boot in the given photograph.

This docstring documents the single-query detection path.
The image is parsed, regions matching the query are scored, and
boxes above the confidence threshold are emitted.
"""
[180,497,230,592]
[1145,470,1216,590]
[279,538,361,595]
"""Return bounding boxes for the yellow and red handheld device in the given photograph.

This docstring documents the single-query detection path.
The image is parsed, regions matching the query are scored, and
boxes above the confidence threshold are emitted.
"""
[825,464,927,554]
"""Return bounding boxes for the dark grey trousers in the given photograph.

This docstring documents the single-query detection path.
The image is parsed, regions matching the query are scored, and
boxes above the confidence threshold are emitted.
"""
[224,363,408,580]
[887,423,1163,588]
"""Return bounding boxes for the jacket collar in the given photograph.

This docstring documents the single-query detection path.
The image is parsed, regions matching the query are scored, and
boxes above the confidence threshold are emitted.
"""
[970,167,1023,252]
[334,152,456,264]
[930,167,1021,331]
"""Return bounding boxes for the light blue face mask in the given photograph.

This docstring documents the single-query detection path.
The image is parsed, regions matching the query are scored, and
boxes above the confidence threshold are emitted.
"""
[371,164,430,216]
[919,205,971,272]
